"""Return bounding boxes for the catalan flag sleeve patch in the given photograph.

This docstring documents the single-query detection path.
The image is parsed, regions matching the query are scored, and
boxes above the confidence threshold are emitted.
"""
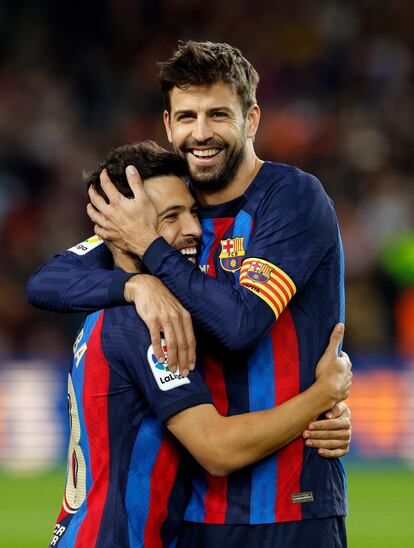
[239,258,297,318]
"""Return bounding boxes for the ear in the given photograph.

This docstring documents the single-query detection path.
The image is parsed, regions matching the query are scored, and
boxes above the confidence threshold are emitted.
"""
[246,104,260,139]
[163,110,173,143]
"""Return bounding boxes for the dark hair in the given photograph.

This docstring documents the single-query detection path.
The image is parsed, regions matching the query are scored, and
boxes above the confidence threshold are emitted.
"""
[158,40,259,115]
[84,140,188,201]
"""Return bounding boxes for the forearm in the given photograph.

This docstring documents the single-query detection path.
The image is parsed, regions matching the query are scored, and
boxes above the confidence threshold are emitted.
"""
[26,247,132,312]
[168,383,334,477]
[142,238,274,351]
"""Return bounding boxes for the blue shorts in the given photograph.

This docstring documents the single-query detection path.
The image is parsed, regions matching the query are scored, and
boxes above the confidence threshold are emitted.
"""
[176,517,347,548]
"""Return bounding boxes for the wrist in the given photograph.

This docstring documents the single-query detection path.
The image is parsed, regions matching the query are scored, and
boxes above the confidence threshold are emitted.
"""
[307,381,336,414]
[124,274,143,303]
[128,230,159,257]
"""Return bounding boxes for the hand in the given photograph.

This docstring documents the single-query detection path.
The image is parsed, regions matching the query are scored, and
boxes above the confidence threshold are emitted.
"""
[303,401,352,458]
[315,323,352,406]
[125,274,196,377]
[87,166,159,257]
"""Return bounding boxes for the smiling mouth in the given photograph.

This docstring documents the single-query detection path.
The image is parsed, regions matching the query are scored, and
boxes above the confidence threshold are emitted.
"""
[190,148,222,159]
[180,247,197,259]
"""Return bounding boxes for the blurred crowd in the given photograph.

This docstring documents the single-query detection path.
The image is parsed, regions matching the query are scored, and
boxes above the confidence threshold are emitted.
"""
[0,0,413,358]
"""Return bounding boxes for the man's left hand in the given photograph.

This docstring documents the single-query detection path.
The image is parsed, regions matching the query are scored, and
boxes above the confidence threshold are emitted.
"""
[87,166,159,257]
[302,401,352,458]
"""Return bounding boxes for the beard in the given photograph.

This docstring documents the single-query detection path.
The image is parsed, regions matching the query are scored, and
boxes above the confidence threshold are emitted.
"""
[176,131,247,193]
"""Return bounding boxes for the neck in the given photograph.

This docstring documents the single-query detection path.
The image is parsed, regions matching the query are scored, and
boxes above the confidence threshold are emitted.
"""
[108,244,142,273]
[194,145,263,206]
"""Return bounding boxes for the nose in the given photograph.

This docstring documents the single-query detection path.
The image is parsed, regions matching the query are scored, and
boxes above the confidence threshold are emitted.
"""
[192,115,213,143]
[182,212,202,239]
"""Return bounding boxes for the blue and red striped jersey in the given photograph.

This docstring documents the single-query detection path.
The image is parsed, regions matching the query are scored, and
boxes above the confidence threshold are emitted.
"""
[27,162,346,525]
[51,306,212,547]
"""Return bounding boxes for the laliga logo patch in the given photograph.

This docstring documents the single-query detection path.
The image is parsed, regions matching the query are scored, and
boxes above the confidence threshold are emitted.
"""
[246,260,273,284]
[219,237,245,272]
[147,339,190,391]
[68,235,103,256]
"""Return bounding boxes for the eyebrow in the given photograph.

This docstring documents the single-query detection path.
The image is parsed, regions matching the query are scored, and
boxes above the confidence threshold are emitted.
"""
[158,203,198,217]
[173,107,233,118]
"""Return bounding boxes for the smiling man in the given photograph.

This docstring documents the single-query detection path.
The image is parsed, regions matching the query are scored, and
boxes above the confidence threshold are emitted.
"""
[45,141,351,548]
[27,42,351,547]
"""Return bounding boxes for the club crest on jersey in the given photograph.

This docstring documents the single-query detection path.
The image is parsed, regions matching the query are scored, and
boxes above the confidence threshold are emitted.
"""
[147,339,190,391]
[246,260,273,284]
[219,237,245,272]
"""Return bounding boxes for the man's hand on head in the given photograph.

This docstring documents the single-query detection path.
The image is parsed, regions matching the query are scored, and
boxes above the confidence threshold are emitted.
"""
[124,274,196,377]
[87,166,159,257]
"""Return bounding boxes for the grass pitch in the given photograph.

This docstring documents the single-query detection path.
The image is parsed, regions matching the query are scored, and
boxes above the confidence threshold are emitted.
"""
[0,464,413,547]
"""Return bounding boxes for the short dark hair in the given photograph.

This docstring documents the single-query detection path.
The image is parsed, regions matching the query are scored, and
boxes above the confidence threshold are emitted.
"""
[84,140,188,201]
[158,41,259,115]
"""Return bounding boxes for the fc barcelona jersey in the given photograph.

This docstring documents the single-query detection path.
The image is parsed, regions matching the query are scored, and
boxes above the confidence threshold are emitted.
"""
[51,306,212,547]
[27,161,347,526]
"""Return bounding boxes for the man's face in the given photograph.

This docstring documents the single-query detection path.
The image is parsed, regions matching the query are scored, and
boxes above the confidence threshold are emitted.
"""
[163,82,252,193]
[144,175,201,263]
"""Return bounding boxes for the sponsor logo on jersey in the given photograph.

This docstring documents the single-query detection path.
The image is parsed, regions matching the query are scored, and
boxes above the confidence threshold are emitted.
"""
[68,234,103,255]
[219,237,245,272]
[246,260,273,283]
[147,339,190,391]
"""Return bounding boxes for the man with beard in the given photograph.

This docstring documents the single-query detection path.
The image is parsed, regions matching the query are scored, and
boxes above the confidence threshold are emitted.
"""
[28,42,351,547]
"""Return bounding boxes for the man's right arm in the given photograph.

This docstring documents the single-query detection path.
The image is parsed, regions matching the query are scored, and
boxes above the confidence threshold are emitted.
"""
[25,237,129,312]
[166,325,352,475]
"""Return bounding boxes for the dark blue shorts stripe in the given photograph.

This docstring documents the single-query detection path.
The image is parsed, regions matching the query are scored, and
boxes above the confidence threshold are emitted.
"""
[177,517,347,548]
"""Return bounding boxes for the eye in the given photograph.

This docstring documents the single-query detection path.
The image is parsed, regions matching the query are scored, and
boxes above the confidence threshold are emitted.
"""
[177,113,195,122]
[164,213,179,222]
[191,207,199,218]
[212,111,228,119]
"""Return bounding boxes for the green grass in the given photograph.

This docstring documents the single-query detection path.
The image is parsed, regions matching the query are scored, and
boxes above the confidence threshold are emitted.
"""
[346,464,414,547]
[0,465,413,547]
[0,468,65,548]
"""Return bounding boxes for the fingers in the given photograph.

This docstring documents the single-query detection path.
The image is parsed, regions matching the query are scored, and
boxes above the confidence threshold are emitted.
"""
[99,169,123,204]
[317,448,349,458]
[125,165,144,197]
[147,323,165,365]
[182,310,196,371]
[326,323,345,357]
[87,203,107,228]
[88,185,109,212]
[304,427,350,441]
[325,401,348,419]
[307,416,351,431]
[305,438,349,450]
[162,320,179,374]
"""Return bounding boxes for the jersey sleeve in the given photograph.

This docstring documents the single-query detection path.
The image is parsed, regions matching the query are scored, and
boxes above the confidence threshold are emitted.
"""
[142,170,339,351]
[26,235,133,312]
[103,307,213,423]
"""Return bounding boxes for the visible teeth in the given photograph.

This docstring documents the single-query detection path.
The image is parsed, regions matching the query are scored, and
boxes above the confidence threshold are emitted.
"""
[192,148,220,157]
[180,247,197,255]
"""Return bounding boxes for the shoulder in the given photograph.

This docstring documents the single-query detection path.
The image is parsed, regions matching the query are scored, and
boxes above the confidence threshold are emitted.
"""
[252,162,333,219]
[261,162,328,201]
[101,305,149,354]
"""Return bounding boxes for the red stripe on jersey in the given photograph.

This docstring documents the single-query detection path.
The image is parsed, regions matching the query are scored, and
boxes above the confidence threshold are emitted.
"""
[76,312,111,546]
[272,308,304,522]
[144,435,180,547]
[209,218,235,277]
[56,507,69,523]
[201,354,229,523]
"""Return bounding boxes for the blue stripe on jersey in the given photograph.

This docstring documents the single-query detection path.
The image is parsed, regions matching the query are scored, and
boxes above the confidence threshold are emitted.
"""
[248,335,277,524]
[60,311,102,547]
[338,228,345,321]
[199,219,215,266]
[232,210,253,283]
[183,475,208,522]
[125,414,163,546]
